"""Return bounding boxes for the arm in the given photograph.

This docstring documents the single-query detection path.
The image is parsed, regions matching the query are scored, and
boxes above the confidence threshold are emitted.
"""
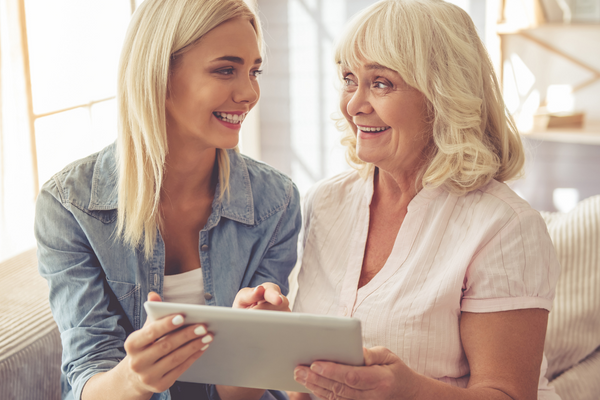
[294,308,549,400]
[35,183,213,400]
[82,292,213,400]
[248,181,302,295]
[213,182,302,400]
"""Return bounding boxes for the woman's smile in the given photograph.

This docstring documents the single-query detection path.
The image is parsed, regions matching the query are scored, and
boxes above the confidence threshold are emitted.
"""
[356,124,391,139]
[213,111,249,129]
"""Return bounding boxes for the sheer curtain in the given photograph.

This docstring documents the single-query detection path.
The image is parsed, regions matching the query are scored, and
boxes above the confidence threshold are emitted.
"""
[0,0,37,263]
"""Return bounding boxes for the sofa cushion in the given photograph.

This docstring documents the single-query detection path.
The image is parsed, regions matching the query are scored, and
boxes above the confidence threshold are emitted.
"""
[541,195,600,398]
[0,248,61,400]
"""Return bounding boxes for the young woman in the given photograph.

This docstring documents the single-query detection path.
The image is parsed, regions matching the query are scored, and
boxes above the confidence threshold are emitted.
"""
[35,1,300,400]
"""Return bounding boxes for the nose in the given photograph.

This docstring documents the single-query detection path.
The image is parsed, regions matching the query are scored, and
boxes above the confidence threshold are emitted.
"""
[346,85,373,117]
[233,76,260,104]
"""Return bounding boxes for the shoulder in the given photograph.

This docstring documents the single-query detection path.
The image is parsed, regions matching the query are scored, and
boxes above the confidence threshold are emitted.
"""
[457,180,549,248]
[41,151,100,205]
[304,169,363,209]
[469,180,543,226]
[38,144,117,217]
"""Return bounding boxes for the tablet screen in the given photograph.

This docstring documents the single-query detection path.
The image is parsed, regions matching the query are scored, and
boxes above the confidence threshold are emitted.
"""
[144,301,364,392]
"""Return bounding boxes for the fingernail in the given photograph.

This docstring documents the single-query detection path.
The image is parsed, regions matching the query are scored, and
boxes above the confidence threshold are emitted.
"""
[254,286,261,292]
[201,335,213,344]
[172,315,184,326]
[201,344,210,351]
[194,326,207,336]
[294,369,307,383]
[280,295,286,302]
[310,364,322,374]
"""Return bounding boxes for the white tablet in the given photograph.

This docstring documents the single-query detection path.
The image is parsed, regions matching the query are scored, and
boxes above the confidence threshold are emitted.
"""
[144,301,364,393]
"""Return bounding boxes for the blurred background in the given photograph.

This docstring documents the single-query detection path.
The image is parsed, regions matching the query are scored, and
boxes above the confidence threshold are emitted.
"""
[1,0,599,263]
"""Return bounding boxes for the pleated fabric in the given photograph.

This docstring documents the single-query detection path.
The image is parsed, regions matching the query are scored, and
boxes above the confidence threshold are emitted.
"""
[542,195,600,400]
[294,170,560,398]
[0,248,62,400]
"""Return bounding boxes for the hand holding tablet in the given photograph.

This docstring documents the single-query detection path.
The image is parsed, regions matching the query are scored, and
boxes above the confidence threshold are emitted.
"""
[143,301,364,393]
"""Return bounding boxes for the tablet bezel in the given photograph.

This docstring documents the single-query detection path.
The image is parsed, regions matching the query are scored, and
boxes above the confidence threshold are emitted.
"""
[143,301,364,393]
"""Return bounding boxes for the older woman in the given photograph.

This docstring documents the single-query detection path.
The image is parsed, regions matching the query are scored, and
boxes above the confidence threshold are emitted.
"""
[34,1,300,400]
[292,1,560,399]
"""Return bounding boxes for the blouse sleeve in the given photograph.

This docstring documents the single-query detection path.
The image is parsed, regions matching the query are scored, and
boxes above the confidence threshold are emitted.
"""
[461,209,561,313]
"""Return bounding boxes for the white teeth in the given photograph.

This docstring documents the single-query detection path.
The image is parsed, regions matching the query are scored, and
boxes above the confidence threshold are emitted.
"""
[214,112,247,124]
[359,126,389,132]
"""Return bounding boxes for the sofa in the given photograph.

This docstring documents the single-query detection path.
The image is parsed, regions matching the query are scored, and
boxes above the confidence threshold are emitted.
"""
[1,195,598,400]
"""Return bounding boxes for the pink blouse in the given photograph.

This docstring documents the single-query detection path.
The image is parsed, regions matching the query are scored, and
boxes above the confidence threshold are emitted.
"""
[293,170,561,399]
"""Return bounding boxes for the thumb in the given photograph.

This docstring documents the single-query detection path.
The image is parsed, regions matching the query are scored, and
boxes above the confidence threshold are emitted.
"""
[363,346,395,366]
[147,291,162,302]
[233,285,266,308]
[143,292,163,327]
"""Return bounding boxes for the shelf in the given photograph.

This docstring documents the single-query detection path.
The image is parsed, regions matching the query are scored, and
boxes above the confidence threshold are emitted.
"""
[520,121,600,145]
[497,22,600,34]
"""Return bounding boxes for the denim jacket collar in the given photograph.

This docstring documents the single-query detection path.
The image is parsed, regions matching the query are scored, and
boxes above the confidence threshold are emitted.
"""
[87,144,255,225]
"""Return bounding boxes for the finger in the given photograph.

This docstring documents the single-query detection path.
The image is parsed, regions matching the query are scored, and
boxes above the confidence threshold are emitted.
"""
[146,324,212,365]
[261,283,284,306]
[143,292,163,326]
[251,293,289,311]
[296,366,362,399]
[363,346,395,367]
[307,384,355,400]
[147,291,162,302]
[150,340,209,392]
[309,362,380,391]
[129,323,211,377]
[233,286,266,308]
[126,314,188,354]
[156,330,213,376]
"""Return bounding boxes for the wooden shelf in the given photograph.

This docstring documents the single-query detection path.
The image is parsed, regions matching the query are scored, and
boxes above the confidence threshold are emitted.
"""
[520,121,600,145]
[497,22,600,35]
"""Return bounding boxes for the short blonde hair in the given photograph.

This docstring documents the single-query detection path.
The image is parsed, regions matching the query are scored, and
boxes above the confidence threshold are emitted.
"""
[336,0,524,194]
[117,0,262,258]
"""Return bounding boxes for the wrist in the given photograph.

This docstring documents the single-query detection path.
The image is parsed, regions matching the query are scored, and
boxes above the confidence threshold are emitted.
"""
[113,357,155,399]
[406,368,428,400]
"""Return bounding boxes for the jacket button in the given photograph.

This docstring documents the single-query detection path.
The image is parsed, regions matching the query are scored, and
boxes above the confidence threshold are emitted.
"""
[201,244,209,251]
[204,293,213,300]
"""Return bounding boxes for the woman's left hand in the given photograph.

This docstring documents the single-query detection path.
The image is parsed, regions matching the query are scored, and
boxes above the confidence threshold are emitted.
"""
[294,346,422,400]
[232,283,290,312]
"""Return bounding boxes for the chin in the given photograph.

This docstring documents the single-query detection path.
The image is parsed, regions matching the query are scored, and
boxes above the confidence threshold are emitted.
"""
[218,137,240,151]
[355,147,381,165]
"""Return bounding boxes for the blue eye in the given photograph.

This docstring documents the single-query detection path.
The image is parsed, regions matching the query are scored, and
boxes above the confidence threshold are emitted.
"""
[344,77,357,86]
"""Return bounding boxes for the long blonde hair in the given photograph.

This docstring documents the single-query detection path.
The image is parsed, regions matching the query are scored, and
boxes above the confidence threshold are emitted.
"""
[116,0,262,258]
[336,0,524,193]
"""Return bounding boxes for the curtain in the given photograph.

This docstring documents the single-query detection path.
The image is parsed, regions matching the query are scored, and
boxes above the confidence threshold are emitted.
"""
[0,0,38,263]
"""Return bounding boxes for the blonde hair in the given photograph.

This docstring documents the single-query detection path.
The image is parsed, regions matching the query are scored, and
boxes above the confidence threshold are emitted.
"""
[116,0,262,258]
[335,0,524,193]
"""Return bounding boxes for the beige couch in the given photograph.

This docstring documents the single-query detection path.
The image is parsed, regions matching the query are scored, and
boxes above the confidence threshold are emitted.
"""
[1,195,598,400]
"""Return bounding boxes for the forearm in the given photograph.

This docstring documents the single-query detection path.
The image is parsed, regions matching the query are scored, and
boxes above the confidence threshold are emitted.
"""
[414,374,521,400]
[216,385,266,400]
[81,362,153,400]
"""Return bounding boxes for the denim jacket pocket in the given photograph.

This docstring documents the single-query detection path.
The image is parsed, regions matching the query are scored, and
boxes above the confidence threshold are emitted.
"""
[106,279,141,330]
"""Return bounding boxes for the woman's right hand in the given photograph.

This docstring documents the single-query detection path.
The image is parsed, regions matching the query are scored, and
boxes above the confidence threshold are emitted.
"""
[120,291,213,395]
[82,292,213,400]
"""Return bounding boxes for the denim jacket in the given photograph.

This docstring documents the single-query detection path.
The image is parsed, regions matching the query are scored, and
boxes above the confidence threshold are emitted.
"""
[35,143,301,400]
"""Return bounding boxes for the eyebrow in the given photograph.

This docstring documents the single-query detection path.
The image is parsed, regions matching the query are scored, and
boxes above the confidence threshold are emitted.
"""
[211,56,262,65]
[364,63,393,72]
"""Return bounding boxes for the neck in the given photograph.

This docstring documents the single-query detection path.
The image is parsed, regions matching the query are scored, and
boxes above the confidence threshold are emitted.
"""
[373,166,423,212]
[162,142,218,202]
